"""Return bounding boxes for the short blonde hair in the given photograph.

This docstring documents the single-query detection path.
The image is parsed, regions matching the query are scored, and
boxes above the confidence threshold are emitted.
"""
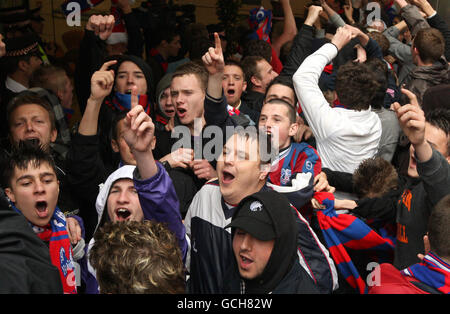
[30,64,69,94]
[89,221,186,294]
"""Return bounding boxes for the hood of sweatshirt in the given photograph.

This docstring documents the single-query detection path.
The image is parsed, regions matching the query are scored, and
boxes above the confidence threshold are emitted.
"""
[113,54,154,96]
[409,57,450,84]
[94,165,136,232]
[155,72,174,119]
[228,190,298,294]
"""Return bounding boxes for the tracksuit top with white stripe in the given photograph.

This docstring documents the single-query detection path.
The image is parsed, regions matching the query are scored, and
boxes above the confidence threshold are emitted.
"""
[184,181,338,294]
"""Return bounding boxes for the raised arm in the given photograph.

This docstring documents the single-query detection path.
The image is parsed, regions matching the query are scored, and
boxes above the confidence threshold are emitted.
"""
[392,88,450,207]
[202,32,234,128]
[320,0,346,28]
[383,20,414,65]
[74,15,115,114]
[293,26,354,140]
[203,32,224,99]
[272,0,298,57]
[117,0,144,57]
[122,86,158,179]
[123,86,188,261]
[395,0,430,36]
[413,0,450,60]
[280,5,322,78]
[78,60,117,136]
[344,24,383,59]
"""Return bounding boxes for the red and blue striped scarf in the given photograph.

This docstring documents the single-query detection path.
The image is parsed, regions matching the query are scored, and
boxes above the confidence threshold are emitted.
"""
[313,192,394,294]
[105,93,152,115]
[11,204,77,294]
[61,0,104,16]
[402,252,450,294]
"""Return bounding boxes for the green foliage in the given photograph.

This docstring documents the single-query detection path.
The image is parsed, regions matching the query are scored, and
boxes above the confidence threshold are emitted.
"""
[216,0,242,29]
[216,0,243,55]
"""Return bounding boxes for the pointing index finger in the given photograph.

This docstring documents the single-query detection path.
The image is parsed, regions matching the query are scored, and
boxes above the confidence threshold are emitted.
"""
[214,32,222,53]
[100,59,117,71]
[131,85,139,109]
[401,88,419,107]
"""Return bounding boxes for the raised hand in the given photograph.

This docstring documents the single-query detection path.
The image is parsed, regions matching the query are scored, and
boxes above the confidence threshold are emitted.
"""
[353,44,367,63]
[343,0,355,24]
[391,88,425,146]
[394,0,409,9]
[90,60,117,102]
[344,24,369,45]
[411,0,436,17]
[202,32,224,76]
[122,86,155,154]
[304,5,323,26]
[161,148,194,169]
[86,15,115,41]
[331,26,354,51]
[66,217,82,245]
[313,172,336,193]
[417,235,430,261]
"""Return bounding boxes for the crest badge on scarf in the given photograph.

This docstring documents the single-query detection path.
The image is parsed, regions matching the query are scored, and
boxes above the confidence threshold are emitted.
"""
[248,6,272,43]
[11,204,77,294]
[280,168,291,185]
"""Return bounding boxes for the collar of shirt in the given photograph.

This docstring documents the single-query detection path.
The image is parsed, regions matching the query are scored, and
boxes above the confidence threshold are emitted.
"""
[5,76,27,93]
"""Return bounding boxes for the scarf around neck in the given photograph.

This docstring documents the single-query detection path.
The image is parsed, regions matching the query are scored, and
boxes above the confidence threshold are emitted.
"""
[11,203,77,294]
[105,92,152,115]
[402,252,450,294]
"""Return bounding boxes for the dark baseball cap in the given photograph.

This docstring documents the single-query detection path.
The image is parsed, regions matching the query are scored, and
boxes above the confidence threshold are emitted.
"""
[226,190,292,241]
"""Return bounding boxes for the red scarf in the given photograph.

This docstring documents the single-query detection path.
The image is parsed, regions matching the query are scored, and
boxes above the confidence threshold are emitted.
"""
[227,105,241,116]
[33,210,77,294]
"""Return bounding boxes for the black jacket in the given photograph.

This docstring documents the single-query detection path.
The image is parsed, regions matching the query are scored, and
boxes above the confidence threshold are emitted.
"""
[65,133,107,242]
[239,100,260,124]
[347,148,450,269]
[280,24,315,79]
[0,190,63,293]
[240,90,265,113]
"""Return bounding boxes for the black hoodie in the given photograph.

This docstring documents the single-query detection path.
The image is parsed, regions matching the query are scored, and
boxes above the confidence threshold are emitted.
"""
[224,190,319,294]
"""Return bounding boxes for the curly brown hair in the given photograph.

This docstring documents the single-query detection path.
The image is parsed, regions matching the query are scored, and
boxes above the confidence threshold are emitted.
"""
[368,31,390,57]
[89,221,186,294]
[352,157,399,198]
[335,62,380,111]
